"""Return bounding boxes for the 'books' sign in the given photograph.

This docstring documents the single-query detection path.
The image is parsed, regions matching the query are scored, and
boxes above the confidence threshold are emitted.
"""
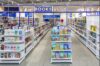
[35,6,52,13]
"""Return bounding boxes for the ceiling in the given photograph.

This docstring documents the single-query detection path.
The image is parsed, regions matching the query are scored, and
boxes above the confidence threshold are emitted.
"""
[0,0,99,12]
[0,0,100,5]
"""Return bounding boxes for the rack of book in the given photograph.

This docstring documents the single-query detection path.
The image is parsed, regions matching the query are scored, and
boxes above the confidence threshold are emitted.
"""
[51,26,72,63]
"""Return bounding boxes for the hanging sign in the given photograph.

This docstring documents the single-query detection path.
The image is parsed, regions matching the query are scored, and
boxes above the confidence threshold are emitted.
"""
[35,6,52,13]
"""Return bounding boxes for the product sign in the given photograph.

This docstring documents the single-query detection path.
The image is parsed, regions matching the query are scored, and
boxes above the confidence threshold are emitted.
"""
[9,12,16,17]
[35,6,52,13]
[95,11,100,16]
[43,15,60,19]
[90,25,97,32]
[2,12,9,16]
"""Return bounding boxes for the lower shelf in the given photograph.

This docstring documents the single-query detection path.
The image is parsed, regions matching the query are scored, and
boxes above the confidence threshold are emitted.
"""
[51,58,72,60]
[0,56,25,64]
[51,59,72,63]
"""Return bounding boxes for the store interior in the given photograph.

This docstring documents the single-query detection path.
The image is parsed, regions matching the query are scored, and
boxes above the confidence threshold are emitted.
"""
[0,0,100,66]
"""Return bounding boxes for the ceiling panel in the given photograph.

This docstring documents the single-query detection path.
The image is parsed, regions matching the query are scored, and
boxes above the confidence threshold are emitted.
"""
[0,0,99,6]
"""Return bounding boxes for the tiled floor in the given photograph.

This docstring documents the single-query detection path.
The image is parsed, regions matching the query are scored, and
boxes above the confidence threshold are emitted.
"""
[0,31,99,66]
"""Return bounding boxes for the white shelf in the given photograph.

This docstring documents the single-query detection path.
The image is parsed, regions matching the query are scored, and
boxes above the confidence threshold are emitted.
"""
[3,41,24,44]
[51,59,72,63]
[26,43,34,56]
[0,24,50,64]
[76,31,86,39]
[4,35,22,37]
[87,39,96,47]
[25,41,33,48]
[0,58,22,61]
[69,15,100,59]
[52,41,71,42]
[51,26,72,63]
[0,49,24,52]
[75,34,86,45]
[51,34,71,36]
[89,35,96,40]
[87,44,96,54]
[51,50,72,51]
[51,58,72,60]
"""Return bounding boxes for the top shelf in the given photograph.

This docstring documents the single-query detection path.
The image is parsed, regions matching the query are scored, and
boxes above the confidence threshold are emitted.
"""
[51,34,71,36]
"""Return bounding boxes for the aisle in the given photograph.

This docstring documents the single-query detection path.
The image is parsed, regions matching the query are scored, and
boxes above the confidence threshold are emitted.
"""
[0,31,99,66]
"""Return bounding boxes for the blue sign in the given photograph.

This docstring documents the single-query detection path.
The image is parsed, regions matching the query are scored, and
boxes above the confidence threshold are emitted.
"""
[35,6,52,13]
[43,15,60,22]
[96,11,100,16]
[43,15,60,19]
[86,11,100,16]
[25,12,33,17]
[2,12,9,16]
[9,12,16,17]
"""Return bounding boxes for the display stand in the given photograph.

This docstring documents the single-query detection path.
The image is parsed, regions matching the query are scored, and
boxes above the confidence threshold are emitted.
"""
[51,26,72,63]
[0,23,50,63]
[68,12,100,59]
[0,27,33,63]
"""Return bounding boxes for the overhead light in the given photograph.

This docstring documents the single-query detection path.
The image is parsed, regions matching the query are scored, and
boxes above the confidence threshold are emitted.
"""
[69,0,71,1]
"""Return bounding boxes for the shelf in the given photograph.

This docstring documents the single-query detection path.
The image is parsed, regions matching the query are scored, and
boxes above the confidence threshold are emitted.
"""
[26,43,34,56]
[69,16,99,59]
[0,49,24,52]
[52,41,71,43]
[89,35,96,40]
[51,26,72,63]
[87,45,96,54]
[51,50,72,51]
[51,34,71,35]
[87,39,96,47]
[4,35,22,37]
[75,34,86,45]
[3,41,24,44]
[0,58,22,61]
[51,34,71,37]
[75,30,86,39]
[25,41,33,48]
[51,59,72,63]
[0,24,50,63]
[51,58,72,60]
